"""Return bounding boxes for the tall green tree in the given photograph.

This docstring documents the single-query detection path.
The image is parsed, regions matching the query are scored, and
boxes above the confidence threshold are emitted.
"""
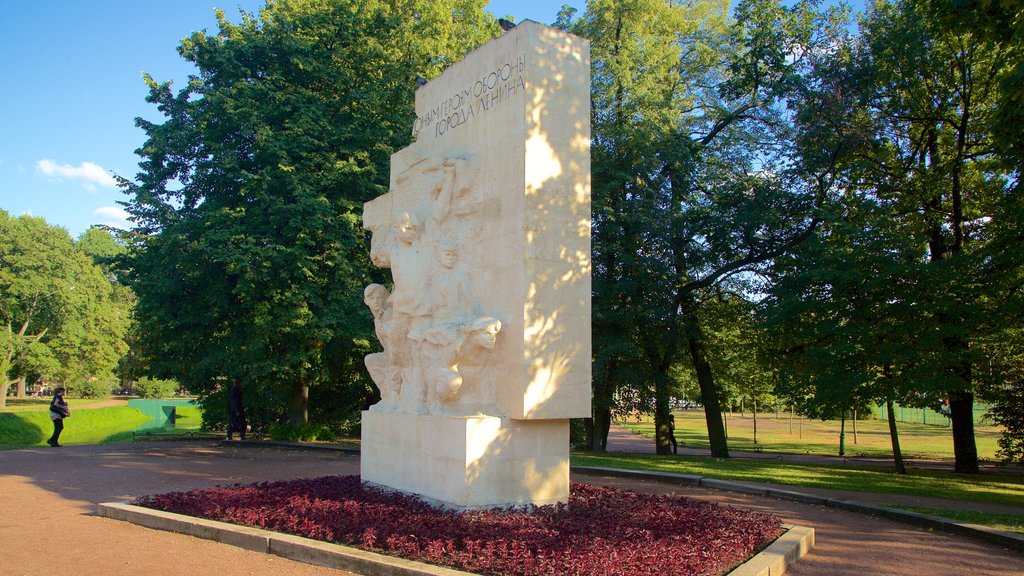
[768,0,1017,473]
[0,212,129,403]
[575,0,845,455]
[119,0,498,430]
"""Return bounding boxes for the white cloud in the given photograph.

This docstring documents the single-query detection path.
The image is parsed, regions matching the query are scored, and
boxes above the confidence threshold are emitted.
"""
[93,206,131,230]
[36,159,118,190]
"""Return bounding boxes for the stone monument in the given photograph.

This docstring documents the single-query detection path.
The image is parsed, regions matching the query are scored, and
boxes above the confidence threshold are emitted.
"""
[360,20,590,509]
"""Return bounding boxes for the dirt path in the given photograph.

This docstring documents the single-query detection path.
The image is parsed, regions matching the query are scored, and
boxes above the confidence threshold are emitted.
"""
[1,441,1021,575]
[75,398,133,409]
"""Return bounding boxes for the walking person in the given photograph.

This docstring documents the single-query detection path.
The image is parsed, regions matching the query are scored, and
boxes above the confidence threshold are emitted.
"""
[227,379,247,440]
[47,387,70,447]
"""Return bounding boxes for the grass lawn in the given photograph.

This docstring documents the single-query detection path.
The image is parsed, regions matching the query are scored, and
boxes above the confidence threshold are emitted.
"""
[570,452,1024,508]
[620,410,1004,461]
[0,405,151,447]
[0,396,205,448]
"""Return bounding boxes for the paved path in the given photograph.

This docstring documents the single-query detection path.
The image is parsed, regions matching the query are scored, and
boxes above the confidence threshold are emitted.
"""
[1,441,1021,576]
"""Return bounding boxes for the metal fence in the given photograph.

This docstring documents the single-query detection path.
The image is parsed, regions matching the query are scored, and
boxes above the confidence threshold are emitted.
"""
[872,401,992,426]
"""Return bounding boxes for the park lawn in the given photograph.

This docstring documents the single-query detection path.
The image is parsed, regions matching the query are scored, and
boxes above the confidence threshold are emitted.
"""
[621,410,1004,461]
[174,405,203,430]
[0,406,151,448]
[571,452,1024,508]
[888,505,1024,534]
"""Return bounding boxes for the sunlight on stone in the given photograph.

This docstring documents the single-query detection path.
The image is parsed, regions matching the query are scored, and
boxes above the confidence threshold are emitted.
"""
[360,21,590,508]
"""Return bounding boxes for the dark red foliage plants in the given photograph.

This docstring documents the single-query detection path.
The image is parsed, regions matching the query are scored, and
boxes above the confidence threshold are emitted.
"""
[132,475,783,575]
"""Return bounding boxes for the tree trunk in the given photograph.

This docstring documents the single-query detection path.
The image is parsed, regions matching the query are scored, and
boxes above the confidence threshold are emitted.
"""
[654,367,673,455]
[590,356,617,452]
[839,412,846,456]
[591,406,611,452]
[753,399,758,444]
[886,399,908,474]
[0,381,9,408]
[684,315,729,457]
[949,389,979,473]
[15,376,26,398]
[289,381,309,427]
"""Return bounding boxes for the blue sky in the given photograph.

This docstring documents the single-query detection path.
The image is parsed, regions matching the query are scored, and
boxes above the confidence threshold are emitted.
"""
[0,1,583,239]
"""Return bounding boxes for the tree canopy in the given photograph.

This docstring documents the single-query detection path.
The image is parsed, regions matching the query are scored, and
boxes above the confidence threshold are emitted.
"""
[0,213,129,404]
[570,0,847,455]
[118,0,499,430]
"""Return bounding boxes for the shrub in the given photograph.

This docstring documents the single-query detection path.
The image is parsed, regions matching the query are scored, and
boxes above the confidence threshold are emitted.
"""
[269,422,336,442]
[134,377,179,399]
[74,376,115,398]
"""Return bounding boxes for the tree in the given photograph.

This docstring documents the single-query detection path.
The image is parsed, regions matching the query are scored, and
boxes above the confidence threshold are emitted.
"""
[0,212,129,403]
[767,0,1017,473]
[923,0,1024,172]
[574,0,845,455]
[119,0,498,430]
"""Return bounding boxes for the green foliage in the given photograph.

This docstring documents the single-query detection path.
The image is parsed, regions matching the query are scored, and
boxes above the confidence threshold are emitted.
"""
[269,421,337,442]
[134,376,179,399]
[765,0,1019,473]
[574,0,847,455]
[73,376,115,399]
[0,212,129,406]
[977,330,1024,464]
[922,0,1024,170]
[119,0,500,429]
[77,226,127,270]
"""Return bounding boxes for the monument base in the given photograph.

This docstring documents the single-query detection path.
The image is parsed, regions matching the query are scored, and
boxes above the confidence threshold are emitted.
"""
[360,411,570,509]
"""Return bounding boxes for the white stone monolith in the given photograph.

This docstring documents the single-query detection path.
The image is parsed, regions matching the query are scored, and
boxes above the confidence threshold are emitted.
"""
[360,20,590,509]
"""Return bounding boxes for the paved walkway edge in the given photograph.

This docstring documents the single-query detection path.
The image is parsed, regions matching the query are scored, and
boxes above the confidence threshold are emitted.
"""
[572,466,1024,552]
[98,501,814,576]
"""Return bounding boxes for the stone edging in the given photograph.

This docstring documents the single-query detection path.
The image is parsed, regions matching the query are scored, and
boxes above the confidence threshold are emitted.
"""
[97,501,814,576]
[571,466,1024,553]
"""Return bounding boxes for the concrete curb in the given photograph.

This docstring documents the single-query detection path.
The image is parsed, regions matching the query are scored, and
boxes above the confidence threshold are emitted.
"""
[220,439,361,454]
[730,525,815,576]
[98,501,814,576]
[97,502,474,576]
[571,466,1024,552]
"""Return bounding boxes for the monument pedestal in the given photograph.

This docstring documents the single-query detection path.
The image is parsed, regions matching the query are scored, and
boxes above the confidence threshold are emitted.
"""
[360,411,569,509]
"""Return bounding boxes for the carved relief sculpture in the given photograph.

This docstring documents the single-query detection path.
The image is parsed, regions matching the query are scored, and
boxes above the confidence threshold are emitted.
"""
[364,158,503,416]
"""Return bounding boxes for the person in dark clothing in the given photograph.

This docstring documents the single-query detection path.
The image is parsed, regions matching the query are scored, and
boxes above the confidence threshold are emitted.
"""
[668,413,678,454]
[227,379,247,440]
[48,387,70,447]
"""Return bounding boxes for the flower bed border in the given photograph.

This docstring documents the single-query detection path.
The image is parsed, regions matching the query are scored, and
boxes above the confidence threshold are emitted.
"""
[97,500,814,576]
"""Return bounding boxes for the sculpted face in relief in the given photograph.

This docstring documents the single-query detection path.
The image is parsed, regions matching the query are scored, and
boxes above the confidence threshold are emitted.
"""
[363,157,502,415]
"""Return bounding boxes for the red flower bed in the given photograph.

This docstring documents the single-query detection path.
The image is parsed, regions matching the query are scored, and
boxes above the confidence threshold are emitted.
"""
[133,475,782,575]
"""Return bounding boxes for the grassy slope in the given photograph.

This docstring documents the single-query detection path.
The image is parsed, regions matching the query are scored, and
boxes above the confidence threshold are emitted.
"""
[0,406,151,447]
